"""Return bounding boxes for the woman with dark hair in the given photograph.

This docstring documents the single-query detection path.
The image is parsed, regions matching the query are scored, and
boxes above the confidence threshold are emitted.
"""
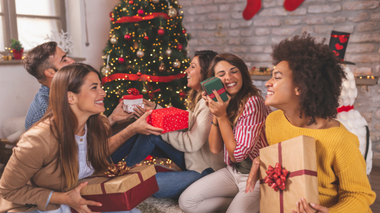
[246,33,375,213]
[179,53,271,213]
[111,50,226,199]
[0,63,144,213]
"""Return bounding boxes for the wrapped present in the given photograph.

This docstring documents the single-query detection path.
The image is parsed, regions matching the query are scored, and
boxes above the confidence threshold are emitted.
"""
[146,107,189,133]
[200,77,228,102]
[122,88,144,113]
[259,135,319,213]
[73,164,158,212]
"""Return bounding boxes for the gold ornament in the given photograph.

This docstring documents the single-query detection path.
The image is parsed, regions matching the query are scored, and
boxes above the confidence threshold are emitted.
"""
[166,48,172,56]
[152,0,160,3]
[142,86,147,94]
[133,42,139,49]
[159,63,165,72]
[101,65,111,76]
[137,50,145,58]
[167,102,173,107]
[173,59,181,68]
[110,36,118,44]
[168,7,177,18]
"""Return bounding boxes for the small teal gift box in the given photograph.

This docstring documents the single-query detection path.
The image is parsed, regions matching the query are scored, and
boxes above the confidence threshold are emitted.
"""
[200,77,228,102]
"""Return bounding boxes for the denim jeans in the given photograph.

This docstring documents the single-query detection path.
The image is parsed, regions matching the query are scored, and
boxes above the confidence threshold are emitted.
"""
[110,134,186,171]
[153,167,214,199]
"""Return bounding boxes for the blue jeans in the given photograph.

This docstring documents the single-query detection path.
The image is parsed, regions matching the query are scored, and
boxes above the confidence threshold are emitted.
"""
[153,167,214,199]
[110,134,186,171]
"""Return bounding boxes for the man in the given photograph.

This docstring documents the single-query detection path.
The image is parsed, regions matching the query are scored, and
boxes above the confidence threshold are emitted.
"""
[24,41,163,154]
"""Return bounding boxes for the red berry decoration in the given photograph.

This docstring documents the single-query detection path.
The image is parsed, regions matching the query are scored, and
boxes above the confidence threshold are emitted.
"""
[144,36,149,40]
[177,43,183,50]
[182,28,186,34]
[179,91,186,98]
[137,71,142,76]
[129,0,134,4]
[157,28,165,36]
[137,8,144,15]
[124,34,131,41]
[109,12,113,18]
[118,57,125,64]
[111,17,115,22]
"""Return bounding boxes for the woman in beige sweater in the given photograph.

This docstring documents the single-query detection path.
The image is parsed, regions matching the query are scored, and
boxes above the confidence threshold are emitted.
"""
[111,50,226,199]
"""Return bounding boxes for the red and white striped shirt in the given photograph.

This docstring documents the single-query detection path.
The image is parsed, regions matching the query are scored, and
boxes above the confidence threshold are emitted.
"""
[224,96,271,166]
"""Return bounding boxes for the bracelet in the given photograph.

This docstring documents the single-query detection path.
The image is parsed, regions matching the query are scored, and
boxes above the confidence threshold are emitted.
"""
[211,121,218,126]
[154,103,157,109]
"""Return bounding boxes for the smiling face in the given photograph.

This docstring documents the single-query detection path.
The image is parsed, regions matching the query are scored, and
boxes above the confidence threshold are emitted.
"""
[186,56,203,91]
[214,60,243,98]
[70,72,106,118]
[265,61,300,110]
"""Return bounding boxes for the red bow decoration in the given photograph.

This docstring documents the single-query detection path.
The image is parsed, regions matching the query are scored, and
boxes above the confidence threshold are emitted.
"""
[127,88,140,96]
[104,161,131,177]
[263,162,289,192]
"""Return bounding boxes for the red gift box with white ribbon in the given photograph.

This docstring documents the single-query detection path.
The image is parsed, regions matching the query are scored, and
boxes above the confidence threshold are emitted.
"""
[146,107,189,133]
[259,135,319,213]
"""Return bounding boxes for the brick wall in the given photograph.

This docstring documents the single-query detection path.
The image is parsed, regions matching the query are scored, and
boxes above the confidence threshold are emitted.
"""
[180,0,380,158]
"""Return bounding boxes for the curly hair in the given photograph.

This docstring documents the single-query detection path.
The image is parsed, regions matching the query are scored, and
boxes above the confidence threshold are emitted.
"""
[271,33,346,124]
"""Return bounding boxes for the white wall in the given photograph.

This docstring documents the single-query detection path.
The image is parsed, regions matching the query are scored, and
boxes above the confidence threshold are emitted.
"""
[0,0,119,138]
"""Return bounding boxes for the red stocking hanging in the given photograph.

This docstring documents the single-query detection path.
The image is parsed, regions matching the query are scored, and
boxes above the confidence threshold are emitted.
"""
[242,0,261,20]
[283,0,304,11]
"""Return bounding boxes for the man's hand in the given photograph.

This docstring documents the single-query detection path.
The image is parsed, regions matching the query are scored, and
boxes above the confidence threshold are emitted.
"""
[130,110,163,135]
[245,157,260,193]
[108,101,134,126]
[143,99,156,110]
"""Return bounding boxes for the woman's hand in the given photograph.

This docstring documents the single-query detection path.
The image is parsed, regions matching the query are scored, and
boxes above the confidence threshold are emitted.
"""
[108,101,134,126]
[201,91,209,107]
[206,90,230,118]
[245,157,260,193]
[133,105,147,118]
[292,198,329,213]
[54,182,102,213]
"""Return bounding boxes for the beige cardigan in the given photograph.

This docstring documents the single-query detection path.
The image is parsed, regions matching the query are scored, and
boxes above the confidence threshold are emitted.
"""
[160,99,226,173]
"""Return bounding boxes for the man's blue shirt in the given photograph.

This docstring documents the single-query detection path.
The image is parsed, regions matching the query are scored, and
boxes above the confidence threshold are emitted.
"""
[25,85,50,130]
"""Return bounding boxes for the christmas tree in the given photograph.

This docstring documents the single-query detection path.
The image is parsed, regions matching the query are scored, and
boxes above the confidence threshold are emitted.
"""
[101,0,190,116]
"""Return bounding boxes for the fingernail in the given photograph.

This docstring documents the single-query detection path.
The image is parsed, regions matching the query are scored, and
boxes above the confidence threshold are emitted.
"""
[311,203,316,207]
[212,89,216,92]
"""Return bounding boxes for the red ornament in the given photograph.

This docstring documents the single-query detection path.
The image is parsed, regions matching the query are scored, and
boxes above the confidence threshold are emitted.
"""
[137,8,144,15]
[124,34,131,41]
[157,28,165,36]
[110,17,115,22]
[109,12,113,18]
[144,35,149,40]
[182,28,186,34]
[179,91,186,98]
[118,57,125,64]
[137,71,142,76]
[177,43,183,50]
[129,0,134,4]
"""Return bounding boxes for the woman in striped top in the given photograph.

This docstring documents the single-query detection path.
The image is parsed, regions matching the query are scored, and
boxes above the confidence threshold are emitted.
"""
[179,53,271,213]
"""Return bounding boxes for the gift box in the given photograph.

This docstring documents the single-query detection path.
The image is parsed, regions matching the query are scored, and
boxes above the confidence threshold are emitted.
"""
[74,164,158,212]
[122,88,144,113]
[146,107,189,133]
[200,77,228,102]
[259,135,319,213]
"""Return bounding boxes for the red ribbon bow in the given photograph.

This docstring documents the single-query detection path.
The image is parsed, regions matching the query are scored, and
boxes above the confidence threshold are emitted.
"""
[104,161,131,177]
[263,162,289,191]
[127,88,140,96]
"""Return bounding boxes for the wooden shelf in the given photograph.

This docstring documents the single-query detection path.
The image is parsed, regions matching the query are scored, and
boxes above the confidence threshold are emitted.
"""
[251,75,378,86]
[0,57,86,65]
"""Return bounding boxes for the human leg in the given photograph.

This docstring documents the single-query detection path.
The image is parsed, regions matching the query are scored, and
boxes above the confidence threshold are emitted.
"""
[125,134,185,170]
[102,208,141,213]
[178,167,238,213]
[153,168,214,199]
[225,166,260,213]
[110,134,139,163]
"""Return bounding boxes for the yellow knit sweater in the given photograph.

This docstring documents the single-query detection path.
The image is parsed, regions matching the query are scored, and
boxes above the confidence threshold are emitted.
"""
[265,110,376,213]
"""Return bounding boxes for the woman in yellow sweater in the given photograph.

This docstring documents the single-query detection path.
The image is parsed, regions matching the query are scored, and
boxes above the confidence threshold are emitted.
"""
[245,33,376,213]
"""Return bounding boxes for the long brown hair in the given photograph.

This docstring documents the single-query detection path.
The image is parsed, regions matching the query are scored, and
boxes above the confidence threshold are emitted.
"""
[36,63,111,191]
[207,53,261,126]
[186,50,218,111]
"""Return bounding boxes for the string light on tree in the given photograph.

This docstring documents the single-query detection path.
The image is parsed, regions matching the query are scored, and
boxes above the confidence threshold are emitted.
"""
[166,48,172,56]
